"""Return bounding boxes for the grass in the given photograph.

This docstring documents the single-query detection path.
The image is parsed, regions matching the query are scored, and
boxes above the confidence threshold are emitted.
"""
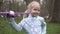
[47,23,60,34]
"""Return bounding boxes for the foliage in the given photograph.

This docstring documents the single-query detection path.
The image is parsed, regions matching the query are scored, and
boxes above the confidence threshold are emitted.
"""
[9,3,26,12]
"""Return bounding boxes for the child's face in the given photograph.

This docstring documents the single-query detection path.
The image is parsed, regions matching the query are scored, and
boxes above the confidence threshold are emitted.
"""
[31,5,40,17]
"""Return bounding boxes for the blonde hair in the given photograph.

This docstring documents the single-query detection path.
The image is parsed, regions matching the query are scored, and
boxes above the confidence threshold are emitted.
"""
[27,1,40,9]
[23,1,40,18]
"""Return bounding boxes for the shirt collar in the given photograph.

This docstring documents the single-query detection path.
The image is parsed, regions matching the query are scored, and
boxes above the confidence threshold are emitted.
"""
[28,14,38,19]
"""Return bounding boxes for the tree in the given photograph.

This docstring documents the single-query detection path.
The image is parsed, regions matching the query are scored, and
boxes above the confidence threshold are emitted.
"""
[51,0,60,23]
[43,0,60,23]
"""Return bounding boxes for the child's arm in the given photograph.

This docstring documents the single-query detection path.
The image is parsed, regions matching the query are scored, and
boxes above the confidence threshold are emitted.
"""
[7,11,25,31]
[8,17,25,31]
[41,18,46,34]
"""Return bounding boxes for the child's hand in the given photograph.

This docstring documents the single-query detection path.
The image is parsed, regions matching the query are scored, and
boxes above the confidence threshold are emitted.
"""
[7,11,15,18]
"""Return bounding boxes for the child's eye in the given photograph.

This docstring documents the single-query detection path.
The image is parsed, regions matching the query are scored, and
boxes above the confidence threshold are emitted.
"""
[34,9,37,11]
[34,9,40,11]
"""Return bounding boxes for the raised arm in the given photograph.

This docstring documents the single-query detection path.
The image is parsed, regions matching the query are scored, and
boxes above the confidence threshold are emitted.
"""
[7,11,25,31]
[8,18,23,31]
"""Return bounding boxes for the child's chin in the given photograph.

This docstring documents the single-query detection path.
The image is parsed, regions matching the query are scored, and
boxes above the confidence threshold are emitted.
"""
[32,14,38,17]
[33,15,38,17]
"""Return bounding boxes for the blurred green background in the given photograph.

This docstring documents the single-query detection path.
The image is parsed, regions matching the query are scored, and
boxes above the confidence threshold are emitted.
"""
[0,1,60,34]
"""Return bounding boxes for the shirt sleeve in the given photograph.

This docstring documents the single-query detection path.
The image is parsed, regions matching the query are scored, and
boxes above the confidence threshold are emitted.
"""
[8,18,25,31]
[41,18,46,34]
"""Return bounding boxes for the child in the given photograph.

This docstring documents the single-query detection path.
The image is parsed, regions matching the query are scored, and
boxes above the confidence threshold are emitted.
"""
[8,1,46,34]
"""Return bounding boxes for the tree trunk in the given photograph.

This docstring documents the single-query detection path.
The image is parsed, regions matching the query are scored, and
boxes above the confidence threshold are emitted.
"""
[51,0,60,23]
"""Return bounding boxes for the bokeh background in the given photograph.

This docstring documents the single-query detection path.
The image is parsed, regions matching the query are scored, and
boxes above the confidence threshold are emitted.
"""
[0,0,60,34]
